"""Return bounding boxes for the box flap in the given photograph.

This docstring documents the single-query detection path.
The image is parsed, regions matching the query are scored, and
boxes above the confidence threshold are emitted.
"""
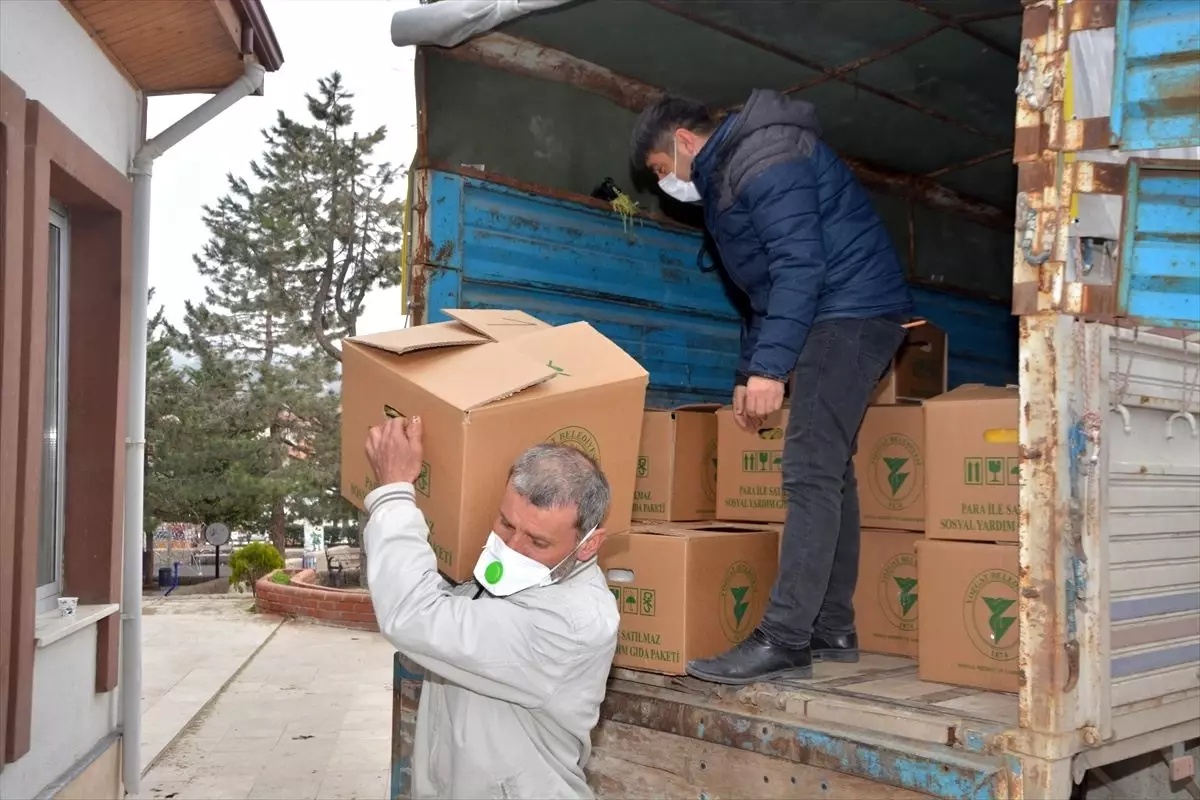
[645,403,722,412]
[351,335,558,412]
[899,319,945,350]
[926,384,1017,404]
[349,322,487,356]
[673,403,722,413]
[630,524,771,540]
[406,342,559,411]
[501,321,648,393]
[442,309,550,341]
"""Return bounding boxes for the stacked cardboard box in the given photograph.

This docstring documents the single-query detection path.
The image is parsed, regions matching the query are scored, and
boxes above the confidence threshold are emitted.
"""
[918,385,1021,693]
[614,322,950,671]
[599,521,780,674]
[715,407,788,523]
[711,321,947,529]
[621,399,782,675]
[633,406,720,522]
[851,321,945,659]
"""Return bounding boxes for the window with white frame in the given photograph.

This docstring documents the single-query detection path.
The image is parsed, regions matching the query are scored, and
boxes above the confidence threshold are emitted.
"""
[36,203,69,615]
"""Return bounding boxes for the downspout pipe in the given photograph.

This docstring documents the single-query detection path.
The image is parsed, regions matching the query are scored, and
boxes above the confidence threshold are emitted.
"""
[121,57,265,796]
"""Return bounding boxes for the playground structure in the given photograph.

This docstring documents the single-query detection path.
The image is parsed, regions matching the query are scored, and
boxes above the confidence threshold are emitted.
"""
[150,522,205,574]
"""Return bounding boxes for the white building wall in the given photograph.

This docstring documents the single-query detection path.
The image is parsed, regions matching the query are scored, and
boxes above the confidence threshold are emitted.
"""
[0,0,141,173]
[0,2,136,795]
[0,626,120,799]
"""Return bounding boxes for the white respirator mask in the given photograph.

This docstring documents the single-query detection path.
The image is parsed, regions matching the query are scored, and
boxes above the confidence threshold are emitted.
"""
[657,136,702,204]
[473,527,598,597]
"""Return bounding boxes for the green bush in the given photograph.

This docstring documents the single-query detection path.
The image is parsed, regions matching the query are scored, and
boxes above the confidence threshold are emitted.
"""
[229,542,285,596]
[270,571,292,586]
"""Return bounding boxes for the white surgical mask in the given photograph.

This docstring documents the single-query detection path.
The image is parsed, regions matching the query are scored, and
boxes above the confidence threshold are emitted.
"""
[658,137,702,204]
[473,527,598,597]
[659,174,702,204]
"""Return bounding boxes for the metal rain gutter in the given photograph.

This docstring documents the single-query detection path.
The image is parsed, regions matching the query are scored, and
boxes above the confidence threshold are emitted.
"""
[120,56,266,796]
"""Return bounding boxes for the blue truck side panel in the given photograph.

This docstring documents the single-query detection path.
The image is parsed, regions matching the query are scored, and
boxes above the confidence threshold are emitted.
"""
[418,171,1018,404]
[1117,162,1200,330]
[1112,0,1200,152]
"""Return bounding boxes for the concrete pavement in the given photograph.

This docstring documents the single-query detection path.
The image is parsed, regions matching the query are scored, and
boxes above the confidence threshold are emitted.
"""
[138,619,396,800]
[140,595,282,772]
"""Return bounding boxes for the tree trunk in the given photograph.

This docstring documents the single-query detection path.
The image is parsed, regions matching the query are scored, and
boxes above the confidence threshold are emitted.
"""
[143,532,156,586]
[271,499,287,561]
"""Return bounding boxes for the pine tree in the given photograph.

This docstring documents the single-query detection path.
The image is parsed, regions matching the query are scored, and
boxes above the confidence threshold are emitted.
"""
[254,71,405,359]
[249,71,404,559]
[143,293,275,550]
[184,181,341,556]
[160,73,404,560]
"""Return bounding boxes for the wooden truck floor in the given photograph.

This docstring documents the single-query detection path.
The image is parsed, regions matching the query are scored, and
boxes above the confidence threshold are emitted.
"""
[591,656,1018,799]
[392,653,1199,799]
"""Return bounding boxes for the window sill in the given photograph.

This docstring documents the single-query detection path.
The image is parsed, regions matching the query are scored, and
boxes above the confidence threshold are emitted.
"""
[35,603,119,649]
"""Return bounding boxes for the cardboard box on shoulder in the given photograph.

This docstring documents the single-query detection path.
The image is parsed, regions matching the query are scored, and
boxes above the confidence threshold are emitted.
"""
[854,529,921,658]
[634,406,720,522]
[715,407,788,523]
[599,523,780,674]
[854,404,926,532]
[917,540,1020,693]
[341,309,648,583]
[871,320,947,404]
[924,385,1020,543]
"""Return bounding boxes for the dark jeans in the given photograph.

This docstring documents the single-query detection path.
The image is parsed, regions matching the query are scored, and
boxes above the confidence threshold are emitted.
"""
[758,317,907,649]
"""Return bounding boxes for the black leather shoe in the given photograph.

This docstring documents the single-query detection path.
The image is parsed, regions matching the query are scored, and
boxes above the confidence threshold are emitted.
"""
[686,629,813,685]
[812,631,859,663]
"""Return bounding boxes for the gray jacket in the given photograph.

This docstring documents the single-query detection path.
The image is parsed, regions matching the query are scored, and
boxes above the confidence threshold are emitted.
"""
[364,484,619,799]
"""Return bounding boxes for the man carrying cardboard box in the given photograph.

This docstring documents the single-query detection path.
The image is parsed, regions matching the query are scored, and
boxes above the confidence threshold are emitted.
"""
[362,415,619,799]
[632,92,912,683]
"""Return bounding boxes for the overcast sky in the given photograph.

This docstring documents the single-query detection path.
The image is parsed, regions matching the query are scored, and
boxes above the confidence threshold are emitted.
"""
[147,0,420,337]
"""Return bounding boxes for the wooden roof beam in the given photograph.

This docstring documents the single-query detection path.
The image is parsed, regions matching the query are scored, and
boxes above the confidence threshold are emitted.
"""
[444,32,664,112]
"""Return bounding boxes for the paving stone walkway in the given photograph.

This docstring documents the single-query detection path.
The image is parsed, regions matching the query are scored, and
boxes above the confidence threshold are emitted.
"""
[141,595,281,772]
[138,619,396,800]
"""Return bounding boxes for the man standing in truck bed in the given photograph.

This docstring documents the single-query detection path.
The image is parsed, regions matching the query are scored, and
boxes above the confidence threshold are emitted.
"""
[631,90,913,684]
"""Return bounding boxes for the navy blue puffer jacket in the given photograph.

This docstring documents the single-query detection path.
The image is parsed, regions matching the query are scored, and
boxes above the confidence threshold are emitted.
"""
[691,90,913,384]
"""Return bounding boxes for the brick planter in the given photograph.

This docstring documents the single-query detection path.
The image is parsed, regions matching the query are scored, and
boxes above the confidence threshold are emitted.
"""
[255,568,379,632]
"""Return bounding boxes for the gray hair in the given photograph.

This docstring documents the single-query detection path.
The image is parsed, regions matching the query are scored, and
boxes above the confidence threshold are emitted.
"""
[507,444,611,538]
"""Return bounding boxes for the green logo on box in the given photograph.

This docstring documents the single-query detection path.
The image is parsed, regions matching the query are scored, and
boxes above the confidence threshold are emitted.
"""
[867,432,923,511]
[414,463,431,497]
[718,561,758,644]
[878,553,918,633]
[964,568,1019,661]
[636,456,650,478]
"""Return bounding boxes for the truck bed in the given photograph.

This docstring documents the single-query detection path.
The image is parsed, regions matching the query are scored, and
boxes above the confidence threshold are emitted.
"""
[392,650,1200,798]
[590,656,1017,799]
